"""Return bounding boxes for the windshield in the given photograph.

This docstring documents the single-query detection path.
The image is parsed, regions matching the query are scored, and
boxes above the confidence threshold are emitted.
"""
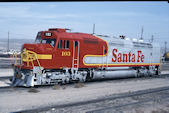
[35,32,41,43]
[35,37,41,43]
[42,38,56,47]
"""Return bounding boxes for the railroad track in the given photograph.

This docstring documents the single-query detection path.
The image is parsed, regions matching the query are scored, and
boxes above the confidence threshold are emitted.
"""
[0,76,12,80]
[87,88,169,113]
[13,85,169,113]
[87,97,169,113]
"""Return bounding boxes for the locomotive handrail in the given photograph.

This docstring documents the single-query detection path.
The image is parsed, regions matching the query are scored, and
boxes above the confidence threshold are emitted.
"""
[22,49,42,74]
[12,52,18,66]
[20,52,23,65]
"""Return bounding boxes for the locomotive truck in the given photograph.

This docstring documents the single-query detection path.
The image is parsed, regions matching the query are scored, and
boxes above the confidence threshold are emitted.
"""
[12,28,161,87]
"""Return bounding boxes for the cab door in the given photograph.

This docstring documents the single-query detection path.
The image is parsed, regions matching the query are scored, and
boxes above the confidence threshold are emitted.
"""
[55,39,72,68]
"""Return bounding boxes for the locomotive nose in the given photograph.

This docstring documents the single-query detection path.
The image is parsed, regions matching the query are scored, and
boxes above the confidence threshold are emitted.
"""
[20,43,52,66]
[20,44,40,65]
[22,44,38,52]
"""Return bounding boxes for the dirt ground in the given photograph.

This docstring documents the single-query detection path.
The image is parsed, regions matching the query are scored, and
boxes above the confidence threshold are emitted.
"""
[0,75,169,113]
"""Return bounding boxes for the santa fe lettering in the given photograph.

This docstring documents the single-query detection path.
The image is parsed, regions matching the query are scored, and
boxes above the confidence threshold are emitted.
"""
[112,49,144,63]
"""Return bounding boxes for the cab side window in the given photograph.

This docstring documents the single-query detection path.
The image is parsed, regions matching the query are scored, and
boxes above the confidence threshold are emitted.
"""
[64,40,69,49]
[58,40,69,49]
[58,40,62,49]
[42,38,56,48]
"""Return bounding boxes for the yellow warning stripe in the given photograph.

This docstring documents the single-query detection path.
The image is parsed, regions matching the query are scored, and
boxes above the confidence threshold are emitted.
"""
[83,62,160,66]
[37,54,52,59]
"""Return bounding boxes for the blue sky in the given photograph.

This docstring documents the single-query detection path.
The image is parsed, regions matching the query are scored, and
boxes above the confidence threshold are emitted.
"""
[0,2,169,48]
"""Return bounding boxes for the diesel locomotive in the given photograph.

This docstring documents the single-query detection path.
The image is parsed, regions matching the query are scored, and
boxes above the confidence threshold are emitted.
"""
[12,28,161,87]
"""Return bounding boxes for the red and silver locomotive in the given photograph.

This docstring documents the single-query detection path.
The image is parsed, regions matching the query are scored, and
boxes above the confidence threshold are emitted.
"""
[12,28,161,87]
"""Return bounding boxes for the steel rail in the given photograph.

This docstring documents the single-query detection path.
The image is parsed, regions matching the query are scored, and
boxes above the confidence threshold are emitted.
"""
[14,86,169,113]
[87,94,169,113]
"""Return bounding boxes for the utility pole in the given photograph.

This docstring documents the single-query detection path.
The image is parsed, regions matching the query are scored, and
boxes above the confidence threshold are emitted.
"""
[7,31,9,53]
[165,41,167,53]
[140,26,144,40]
[151,35,154,43]
[92,23,95,35]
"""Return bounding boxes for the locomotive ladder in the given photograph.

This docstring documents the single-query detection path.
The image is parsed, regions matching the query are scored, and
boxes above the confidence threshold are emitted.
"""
[72,41,80,72]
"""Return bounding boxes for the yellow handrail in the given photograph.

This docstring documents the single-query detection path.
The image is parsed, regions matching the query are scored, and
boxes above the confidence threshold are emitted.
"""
[15,53,17,65]
[12,52,18,66]
[12,50,43,75]
[21,53,23,64]
[12,53,14,65]
[22,49,42,74]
